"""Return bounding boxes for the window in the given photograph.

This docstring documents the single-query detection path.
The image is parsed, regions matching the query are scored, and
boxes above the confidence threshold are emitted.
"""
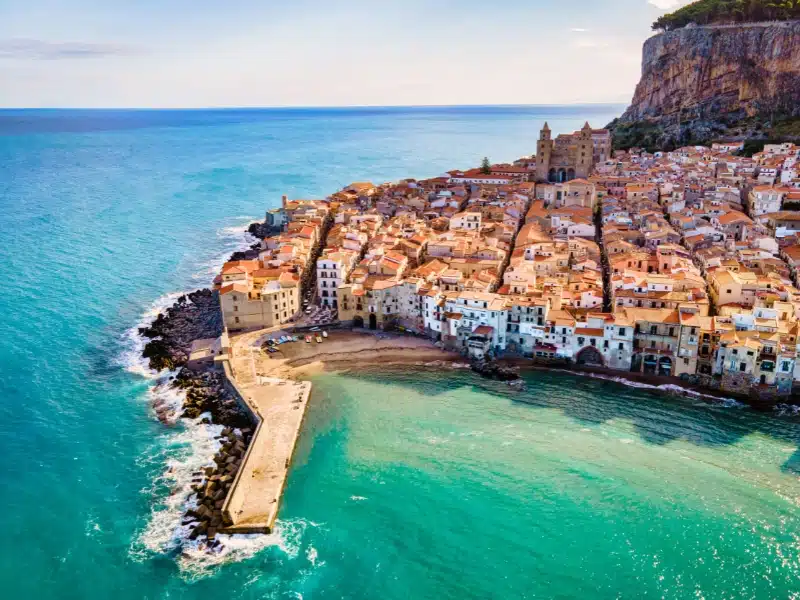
[740,362,746,372]
[618,342,624,350]
[650,325,657,335]
[619,328,626,336]
[234,317,240,324]
[603,340,609,349]
[668,327,675,337]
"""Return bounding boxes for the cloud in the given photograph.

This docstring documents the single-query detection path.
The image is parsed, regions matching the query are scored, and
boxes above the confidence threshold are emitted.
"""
[0,39,135,60]
[570,28,589,32]
[647,0,693,10]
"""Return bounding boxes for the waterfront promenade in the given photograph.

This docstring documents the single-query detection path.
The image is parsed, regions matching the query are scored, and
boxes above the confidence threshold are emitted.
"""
[218,328,455,532]
[220,331,312,533]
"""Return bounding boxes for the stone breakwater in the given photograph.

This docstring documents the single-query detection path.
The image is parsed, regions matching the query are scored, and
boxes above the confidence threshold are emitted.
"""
[137,283,257,548]
[140,289,222,372]
[172,370,252,428]
[183,426,254,545]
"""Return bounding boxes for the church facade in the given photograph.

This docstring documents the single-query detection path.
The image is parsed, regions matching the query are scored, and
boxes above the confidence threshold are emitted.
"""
[535,122,611,183]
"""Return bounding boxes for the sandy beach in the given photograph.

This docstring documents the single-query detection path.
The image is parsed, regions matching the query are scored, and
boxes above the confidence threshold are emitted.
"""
[215,328,459,532]
[229,329,460,380]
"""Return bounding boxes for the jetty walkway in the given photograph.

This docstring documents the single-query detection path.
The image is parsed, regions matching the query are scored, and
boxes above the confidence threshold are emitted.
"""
[219,329,311,534]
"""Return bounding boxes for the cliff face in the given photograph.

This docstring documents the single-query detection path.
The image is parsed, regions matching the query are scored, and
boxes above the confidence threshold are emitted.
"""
[614,21,800,147]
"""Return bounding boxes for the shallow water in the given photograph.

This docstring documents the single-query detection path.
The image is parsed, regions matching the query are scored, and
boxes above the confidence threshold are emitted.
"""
[5,105,798,598]
[284,368,800,599]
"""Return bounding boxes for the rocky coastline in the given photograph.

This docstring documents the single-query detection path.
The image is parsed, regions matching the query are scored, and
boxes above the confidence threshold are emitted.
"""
[140,288,222,372]
[137,237,270,548]
[183,425,253,546]
[229,221,280,261]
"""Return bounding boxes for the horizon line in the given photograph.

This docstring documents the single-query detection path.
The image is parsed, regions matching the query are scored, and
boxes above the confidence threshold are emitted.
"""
[0,101,628,112]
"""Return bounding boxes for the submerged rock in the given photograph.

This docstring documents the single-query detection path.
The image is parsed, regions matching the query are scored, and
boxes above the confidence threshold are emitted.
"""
[471,360,520,382]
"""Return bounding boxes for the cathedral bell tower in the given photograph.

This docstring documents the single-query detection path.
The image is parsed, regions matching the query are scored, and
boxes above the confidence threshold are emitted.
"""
[576,121,593,179]
[535,122,552,182]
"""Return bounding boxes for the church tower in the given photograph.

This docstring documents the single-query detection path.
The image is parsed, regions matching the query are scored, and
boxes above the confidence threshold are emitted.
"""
[575,121,593,179]
[535,122,552,182]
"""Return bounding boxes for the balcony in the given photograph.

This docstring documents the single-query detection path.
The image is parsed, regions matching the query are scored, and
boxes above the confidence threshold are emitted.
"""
[758,350,777,362]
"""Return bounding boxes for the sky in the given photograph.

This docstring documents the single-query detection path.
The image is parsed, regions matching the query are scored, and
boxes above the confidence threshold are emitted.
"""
[0,0,693,108]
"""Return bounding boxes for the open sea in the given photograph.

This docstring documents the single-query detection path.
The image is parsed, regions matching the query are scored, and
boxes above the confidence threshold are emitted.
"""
[3,105,800,599]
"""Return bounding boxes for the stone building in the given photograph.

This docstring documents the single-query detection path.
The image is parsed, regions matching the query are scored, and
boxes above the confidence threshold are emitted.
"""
[535,122,611,183]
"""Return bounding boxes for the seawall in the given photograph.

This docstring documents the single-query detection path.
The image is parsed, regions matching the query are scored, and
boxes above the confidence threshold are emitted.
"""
[219,358,311,534]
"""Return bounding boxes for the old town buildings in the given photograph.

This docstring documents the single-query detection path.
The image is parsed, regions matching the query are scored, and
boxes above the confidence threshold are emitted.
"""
[216,130,800,400]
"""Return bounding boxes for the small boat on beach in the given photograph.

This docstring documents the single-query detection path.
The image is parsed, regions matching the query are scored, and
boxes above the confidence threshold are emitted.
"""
[315,335,322,343]
[305,335,312,343]
[322,331,328,338]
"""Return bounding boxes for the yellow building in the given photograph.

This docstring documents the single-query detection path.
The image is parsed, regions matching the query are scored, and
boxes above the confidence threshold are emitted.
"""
[338,279,400,330]
[219,271,300,331]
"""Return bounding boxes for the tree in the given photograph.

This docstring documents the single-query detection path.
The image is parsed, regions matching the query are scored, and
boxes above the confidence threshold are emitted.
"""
[480,157,491,175]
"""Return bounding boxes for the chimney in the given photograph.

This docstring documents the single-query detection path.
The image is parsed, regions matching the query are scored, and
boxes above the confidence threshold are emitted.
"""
[282,195,288,209]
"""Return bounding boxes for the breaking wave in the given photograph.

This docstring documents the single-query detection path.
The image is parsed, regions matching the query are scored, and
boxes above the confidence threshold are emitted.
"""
[177,518,322,581]
[122,216,294,574]
[116,291,186,379]
[190,217,259,284]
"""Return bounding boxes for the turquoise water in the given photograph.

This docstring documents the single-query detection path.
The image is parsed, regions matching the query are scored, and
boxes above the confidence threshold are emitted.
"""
[3,105,800,598]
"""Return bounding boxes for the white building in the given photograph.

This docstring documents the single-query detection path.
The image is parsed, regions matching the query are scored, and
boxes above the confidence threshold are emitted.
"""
[748,186,784,216]
[450,211,482,231]
[443,291,508,351]
[317,250,358,308]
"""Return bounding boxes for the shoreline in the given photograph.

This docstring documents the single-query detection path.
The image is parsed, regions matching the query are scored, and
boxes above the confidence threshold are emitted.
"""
[128,215,800,566]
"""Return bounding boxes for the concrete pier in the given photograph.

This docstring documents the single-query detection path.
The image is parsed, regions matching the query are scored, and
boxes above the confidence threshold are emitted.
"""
[219,358,311,534]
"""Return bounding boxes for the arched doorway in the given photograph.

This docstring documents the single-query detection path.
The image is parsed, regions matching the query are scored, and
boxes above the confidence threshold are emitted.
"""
[558,168,566,183]
[353,315,364,328]
[369,314,377,330]
[631,353,643,372]
[576,346,604,366]
[548,168,557,182]
[567,168,575,181]
[643,354,658,375]
[657,356,672,377]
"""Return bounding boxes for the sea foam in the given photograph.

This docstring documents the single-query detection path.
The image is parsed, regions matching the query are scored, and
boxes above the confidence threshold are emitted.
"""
[551,369,746,408]
[190,218,258,284]
[125,217,296,575]
[116,291,185,379]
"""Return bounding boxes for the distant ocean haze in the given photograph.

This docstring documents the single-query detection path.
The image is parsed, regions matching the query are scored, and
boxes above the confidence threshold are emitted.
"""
[11,104,800,598]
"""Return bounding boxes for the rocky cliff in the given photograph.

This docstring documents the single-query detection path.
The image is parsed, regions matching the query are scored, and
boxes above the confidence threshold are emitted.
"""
[611,21,800,149]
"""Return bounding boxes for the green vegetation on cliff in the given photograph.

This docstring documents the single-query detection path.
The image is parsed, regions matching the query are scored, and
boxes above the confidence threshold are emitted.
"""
[653,0,800,31]
[608,115,800,153]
